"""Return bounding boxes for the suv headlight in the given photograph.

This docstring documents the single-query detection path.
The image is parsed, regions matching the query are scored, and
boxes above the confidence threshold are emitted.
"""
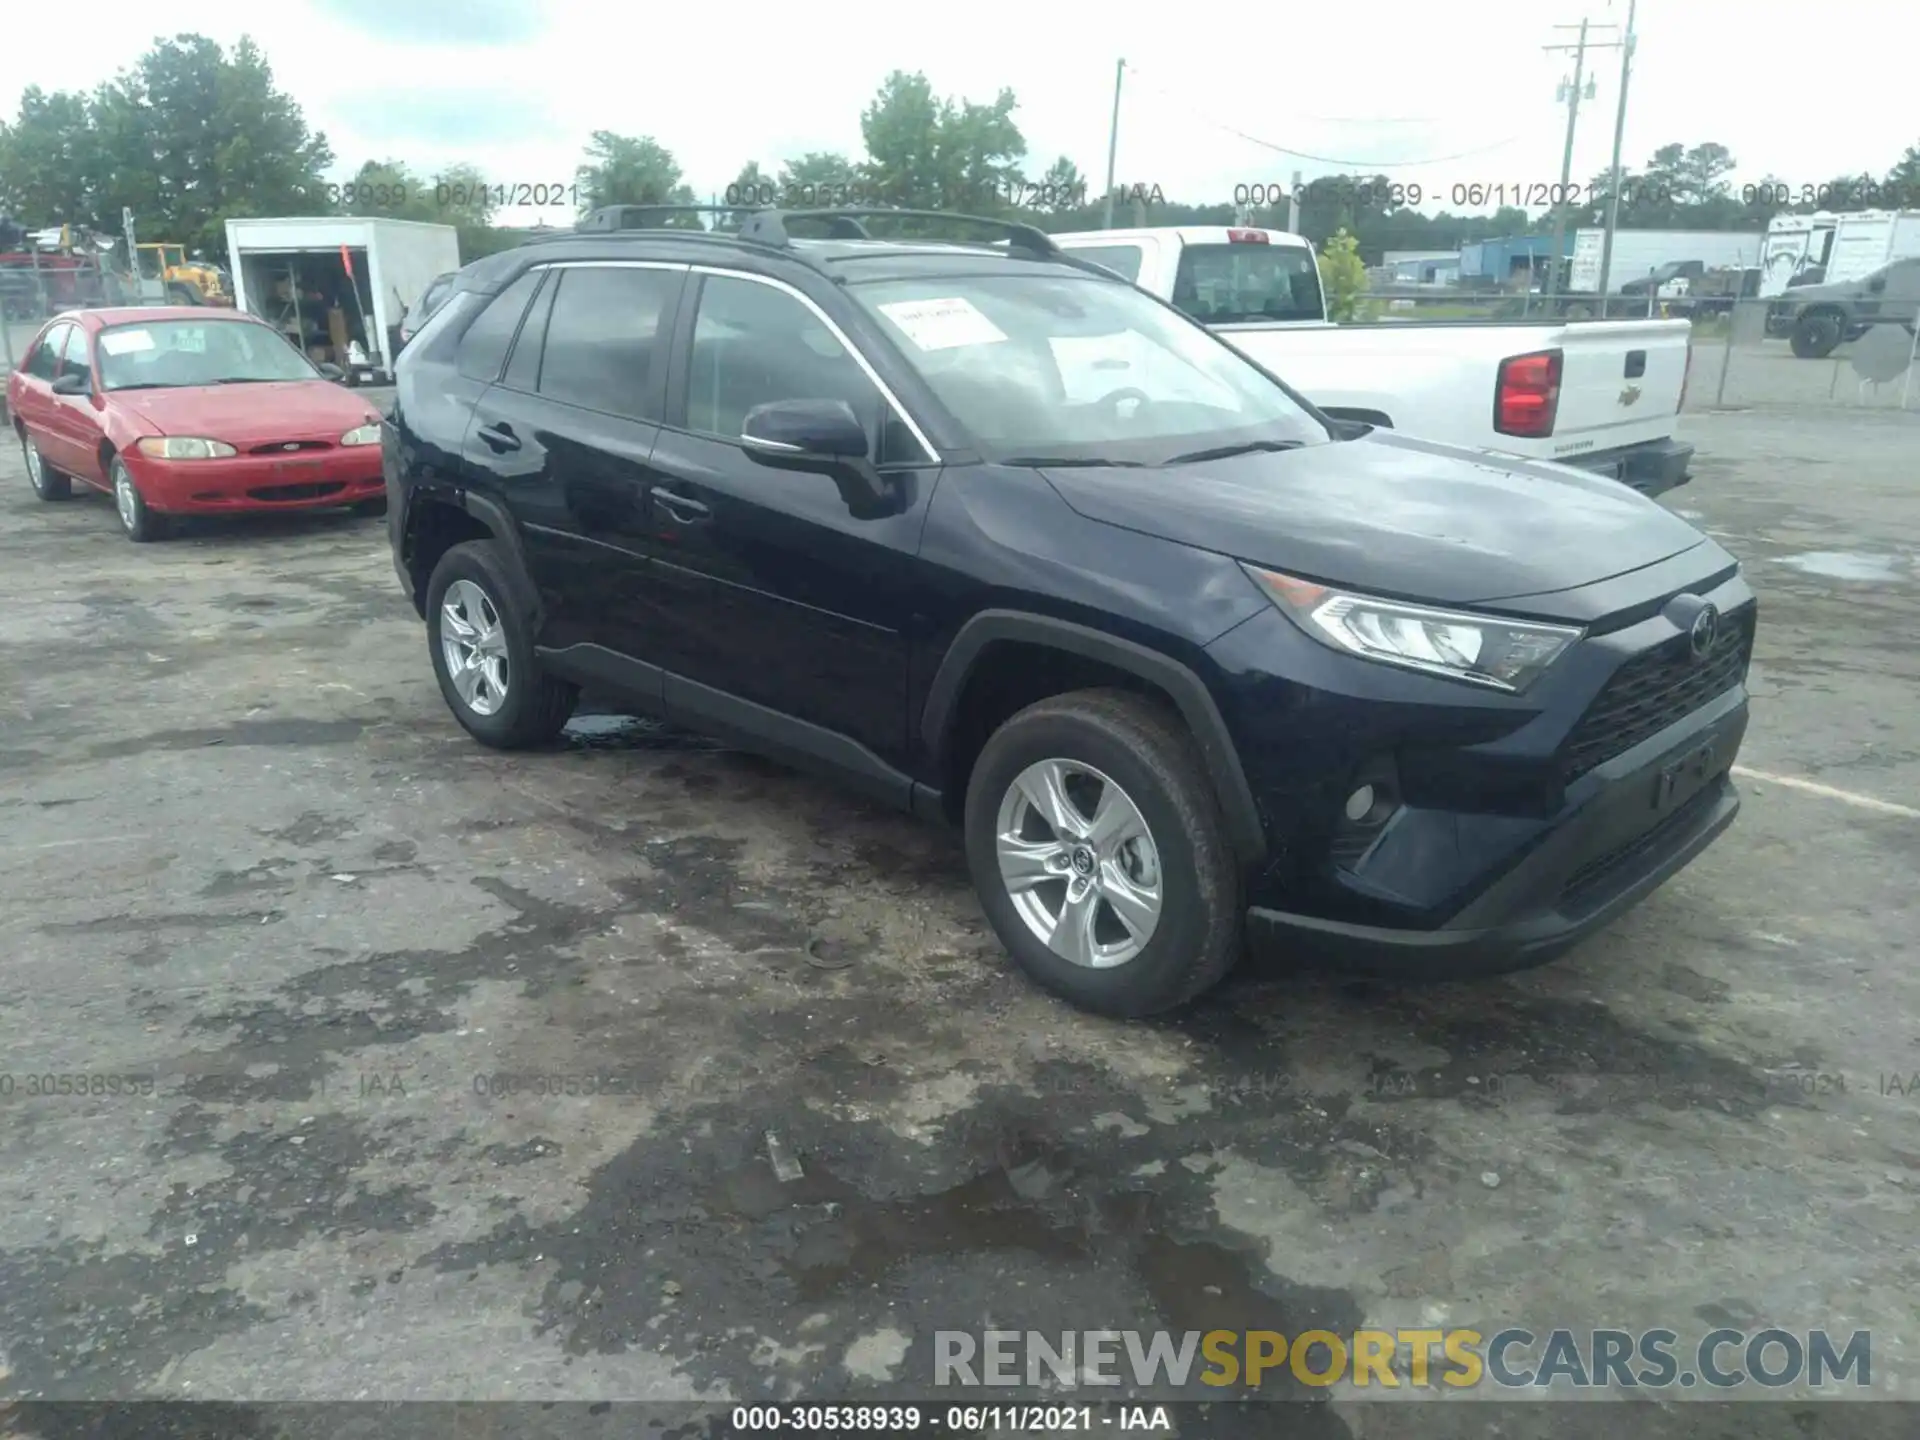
[135,436,237,460]
[1246,566,1582,692]
[341,423,381,446]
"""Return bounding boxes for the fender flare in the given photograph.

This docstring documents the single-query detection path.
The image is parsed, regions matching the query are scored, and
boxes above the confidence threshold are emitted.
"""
[407,488,545,633]
[920,610,1267,866]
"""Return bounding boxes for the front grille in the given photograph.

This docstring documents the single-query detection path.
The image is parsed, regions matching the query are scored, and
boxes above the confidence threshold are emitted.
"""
[1561,606,1753,782]
[246,481,345,502]
[1560,783,1722,909]
[248,440,332,455]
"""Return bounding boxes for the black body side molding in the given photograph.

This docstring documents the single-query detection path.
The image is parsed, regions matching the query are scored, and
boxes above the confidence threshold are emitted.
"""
[919,610,1267,866]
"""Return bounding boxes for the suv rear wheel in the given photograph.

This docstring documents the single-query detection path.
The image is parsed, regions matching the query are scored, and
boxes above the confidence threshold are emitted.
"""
[964,689,1242,1017]
[425,540,577,748]
[1790,308,1845,359]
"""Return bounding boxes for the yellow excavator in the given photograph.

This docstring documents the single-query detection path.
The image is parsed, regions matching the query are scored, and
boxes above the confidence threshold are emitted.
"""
[133,241,234,306]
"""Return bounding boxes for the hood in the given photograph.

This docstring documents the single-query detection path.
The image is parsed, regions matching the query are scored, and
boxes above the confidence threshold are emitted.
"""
[1041,429,1710,609]
[110,381,380,447]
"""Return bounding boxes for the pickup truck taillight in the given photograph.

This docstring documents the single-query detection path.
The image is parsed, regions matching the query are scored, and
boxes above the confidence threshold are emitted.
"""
[1493,349,1563,438]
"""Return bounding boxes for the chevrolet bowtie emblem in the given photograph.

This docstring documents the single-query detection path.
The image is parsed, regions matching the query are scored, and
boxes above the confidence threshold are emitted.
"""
[1619,384,1642,406]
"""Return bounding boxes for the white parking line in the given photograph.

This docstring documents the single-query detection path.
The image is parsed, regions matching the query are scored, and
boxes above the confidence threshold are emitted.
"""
[1732,766,1920,819]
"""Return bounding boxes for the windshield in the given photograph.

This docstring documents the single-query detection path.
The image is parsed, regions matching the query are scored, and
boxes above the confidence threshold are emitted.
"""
[1171,243,1325,324]
[98,319,319,391]
[853,273,1330,464]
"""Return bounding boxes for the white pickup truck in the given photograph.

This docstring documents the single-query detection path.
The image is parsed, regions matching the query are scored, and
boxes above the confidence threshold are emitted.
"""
[1050,225,1697,498]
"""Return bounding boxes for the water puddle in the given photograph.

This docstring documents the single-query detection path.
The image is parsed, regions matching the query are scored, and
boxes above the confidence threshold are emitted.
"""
[561,713,729,752]
[1773,551,1908,583]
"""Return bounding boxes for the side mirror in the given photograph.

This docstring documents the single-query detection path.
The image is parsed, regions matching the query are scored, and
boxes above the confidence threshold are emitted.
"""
[318,362,346,381]
[1867,276,1886,294]
[51,372,88,396]
[741,398,870,464]
[741,398,893,515]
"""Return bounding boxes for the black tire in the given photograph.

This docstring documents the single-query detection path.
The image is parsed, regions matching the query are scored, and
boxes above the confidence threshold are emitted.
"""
[424,540,577,749]
[350,496,388,519]
[1790,309,1844,359]
[110,457,168,542]
[21,433,71,501]
[963,688,1243,1018]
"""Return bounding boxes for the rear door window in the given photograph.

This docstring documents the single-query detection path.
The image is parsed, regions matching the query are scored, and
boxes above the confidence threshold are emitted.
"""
[500,272,556,392]
[536,266,680,420]
[1172,243,1324,323]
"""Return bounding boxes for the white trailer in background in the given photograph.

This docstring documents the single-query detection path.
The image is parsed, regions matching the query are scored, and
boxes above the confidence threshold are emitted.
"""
[1759,212,1838,296]
[1820,210,1920,286]
[223,216,459,384]
[1569,228,1762,294]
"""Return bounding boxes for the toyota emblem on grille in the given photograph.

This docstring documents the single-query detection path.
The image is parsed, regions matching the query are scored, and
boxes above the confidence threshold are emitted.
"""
[1688,604,1719,661]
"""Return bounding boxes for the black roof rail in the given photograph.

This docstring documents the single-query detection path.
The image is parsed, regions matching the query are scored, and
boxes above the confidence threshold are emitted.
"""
[539,203,1076,269]
[759,208,1063,260]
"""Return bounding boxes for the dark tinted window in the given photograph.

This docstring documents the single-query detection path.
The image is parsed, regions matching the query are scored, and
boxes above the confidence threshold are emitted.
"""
[537,266,678,418]
[59,326,92,385]
[1172,243,1324,323]
[25,324,69,380]
[455,271,542,382]
[1068,245,1144,282]
[501,272,556,393]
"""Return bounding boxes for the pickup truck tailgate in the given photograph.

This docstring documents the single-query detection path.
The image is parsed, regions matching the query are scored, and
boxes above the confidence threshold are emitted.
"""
[1541,319,1690,467]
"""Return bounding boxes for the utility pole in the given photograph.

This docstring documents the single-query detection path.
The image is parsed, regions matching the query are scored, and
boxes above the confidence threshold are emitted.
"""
[1542,19,1619,300]
[1596,0,1639,301]
[1101,59,1125,230]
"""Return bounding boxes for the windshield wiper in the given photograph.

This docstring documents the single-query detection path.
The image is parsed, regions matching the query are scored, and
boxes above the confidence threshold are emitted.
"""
[107,382,187,391]
[1003,455,1149,468]
[1163,439,1306,465]
[208,377,276,384]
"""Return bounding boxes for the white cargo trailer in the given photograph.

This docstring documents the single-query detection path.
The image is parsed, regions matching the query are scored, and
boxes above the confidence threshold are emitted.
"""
[1759,212,1838,296]
[1569,228,1762,294]
[1820,210,1920,286]
[223,216,459,385]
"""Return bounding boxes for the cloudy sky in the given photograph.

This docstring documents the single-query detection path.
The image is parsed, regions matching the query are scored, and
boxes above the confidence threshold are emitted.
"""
[4,0,1913,227]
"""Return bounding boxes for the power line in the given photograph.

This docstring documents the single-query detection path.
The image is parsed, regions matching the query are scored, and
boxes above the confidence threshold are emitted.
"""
[1120,65,1531,169]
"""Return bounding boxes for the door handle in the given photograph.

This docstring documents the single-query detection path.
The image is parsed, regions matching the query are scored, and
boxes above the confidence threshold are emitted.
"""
[650,487,710,522]
[476,421,520,452]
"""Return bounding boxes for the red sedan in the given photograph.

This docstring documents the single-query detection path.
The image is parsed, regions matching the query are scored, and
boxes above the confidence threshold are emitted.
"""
[7,306,386,542]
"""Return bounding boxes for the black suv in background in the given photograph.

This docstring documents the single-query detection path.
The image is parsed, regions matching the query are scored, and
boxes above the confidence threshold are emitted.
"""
[384,207,1755,1017]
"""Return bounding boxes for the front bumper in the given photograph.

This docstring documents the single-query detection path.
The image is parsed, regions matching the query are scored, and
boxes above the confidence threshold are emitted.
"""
[1565,437,1694,499]
[1247,690,1747,979]
[133,448,384,514]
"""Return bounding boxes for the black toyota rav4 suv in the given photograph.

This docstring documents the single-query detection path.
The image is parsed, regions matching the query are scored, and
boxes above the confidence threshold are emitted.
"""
[384,207,1754,1018]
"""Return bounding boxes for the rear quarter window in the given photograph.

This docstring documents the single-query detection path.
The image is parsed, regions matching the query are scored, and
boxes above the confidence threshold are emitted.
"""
[455,271,544,382]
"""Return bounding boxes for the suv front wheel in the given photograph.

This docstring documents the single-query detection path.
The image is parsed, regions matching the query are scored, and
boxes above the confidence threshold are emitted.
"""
[964,689,1243,1017]
[425,540,578,748]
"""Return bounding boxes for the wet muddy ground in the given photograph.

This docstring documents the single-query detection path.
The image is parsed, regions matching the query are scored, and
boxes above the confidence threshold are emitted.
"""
[0,410,1916,1435]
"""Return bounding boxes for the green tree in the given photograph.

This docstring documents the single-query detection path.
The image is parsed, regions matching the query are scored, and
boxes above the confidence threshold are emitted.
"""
[859,70,1026,213]
[1317,227,1368,321]
[96,34,332,256]
[1889,143,1920,198]
[1033,156,1088,214]
[0,88,105,225]
[778,151,860,194]
[574,131,698,225]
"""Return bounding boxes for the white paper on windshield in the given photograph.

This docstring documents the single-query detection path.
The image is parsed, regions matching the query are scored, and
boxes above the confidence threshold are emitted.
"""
[877,297,1007,352]
[100,330,155,355]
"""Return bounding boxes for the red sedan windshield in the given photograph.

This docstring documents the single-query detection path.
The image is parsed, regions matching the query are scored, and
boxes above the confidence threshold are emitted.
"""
[97,319,319,392]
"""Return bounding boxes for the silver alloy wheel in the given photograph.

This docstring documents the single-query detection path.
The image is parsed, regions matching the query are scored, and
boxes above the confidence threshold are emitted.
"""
[24,440,43,491]
[439,578,511,717]
[114,467,137,530]
[994,757,1164,969]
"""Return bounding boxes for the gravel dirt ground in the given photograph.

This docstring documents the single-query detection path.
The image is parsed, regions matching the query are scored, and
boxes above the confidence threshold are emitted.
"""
[0,405,1917,1436]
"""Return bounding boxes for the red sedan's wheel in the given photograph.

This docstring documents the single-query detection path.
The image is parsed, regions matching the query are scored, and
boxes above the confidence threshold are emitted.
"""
[111,459,168,543]
[22,435,72,501]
